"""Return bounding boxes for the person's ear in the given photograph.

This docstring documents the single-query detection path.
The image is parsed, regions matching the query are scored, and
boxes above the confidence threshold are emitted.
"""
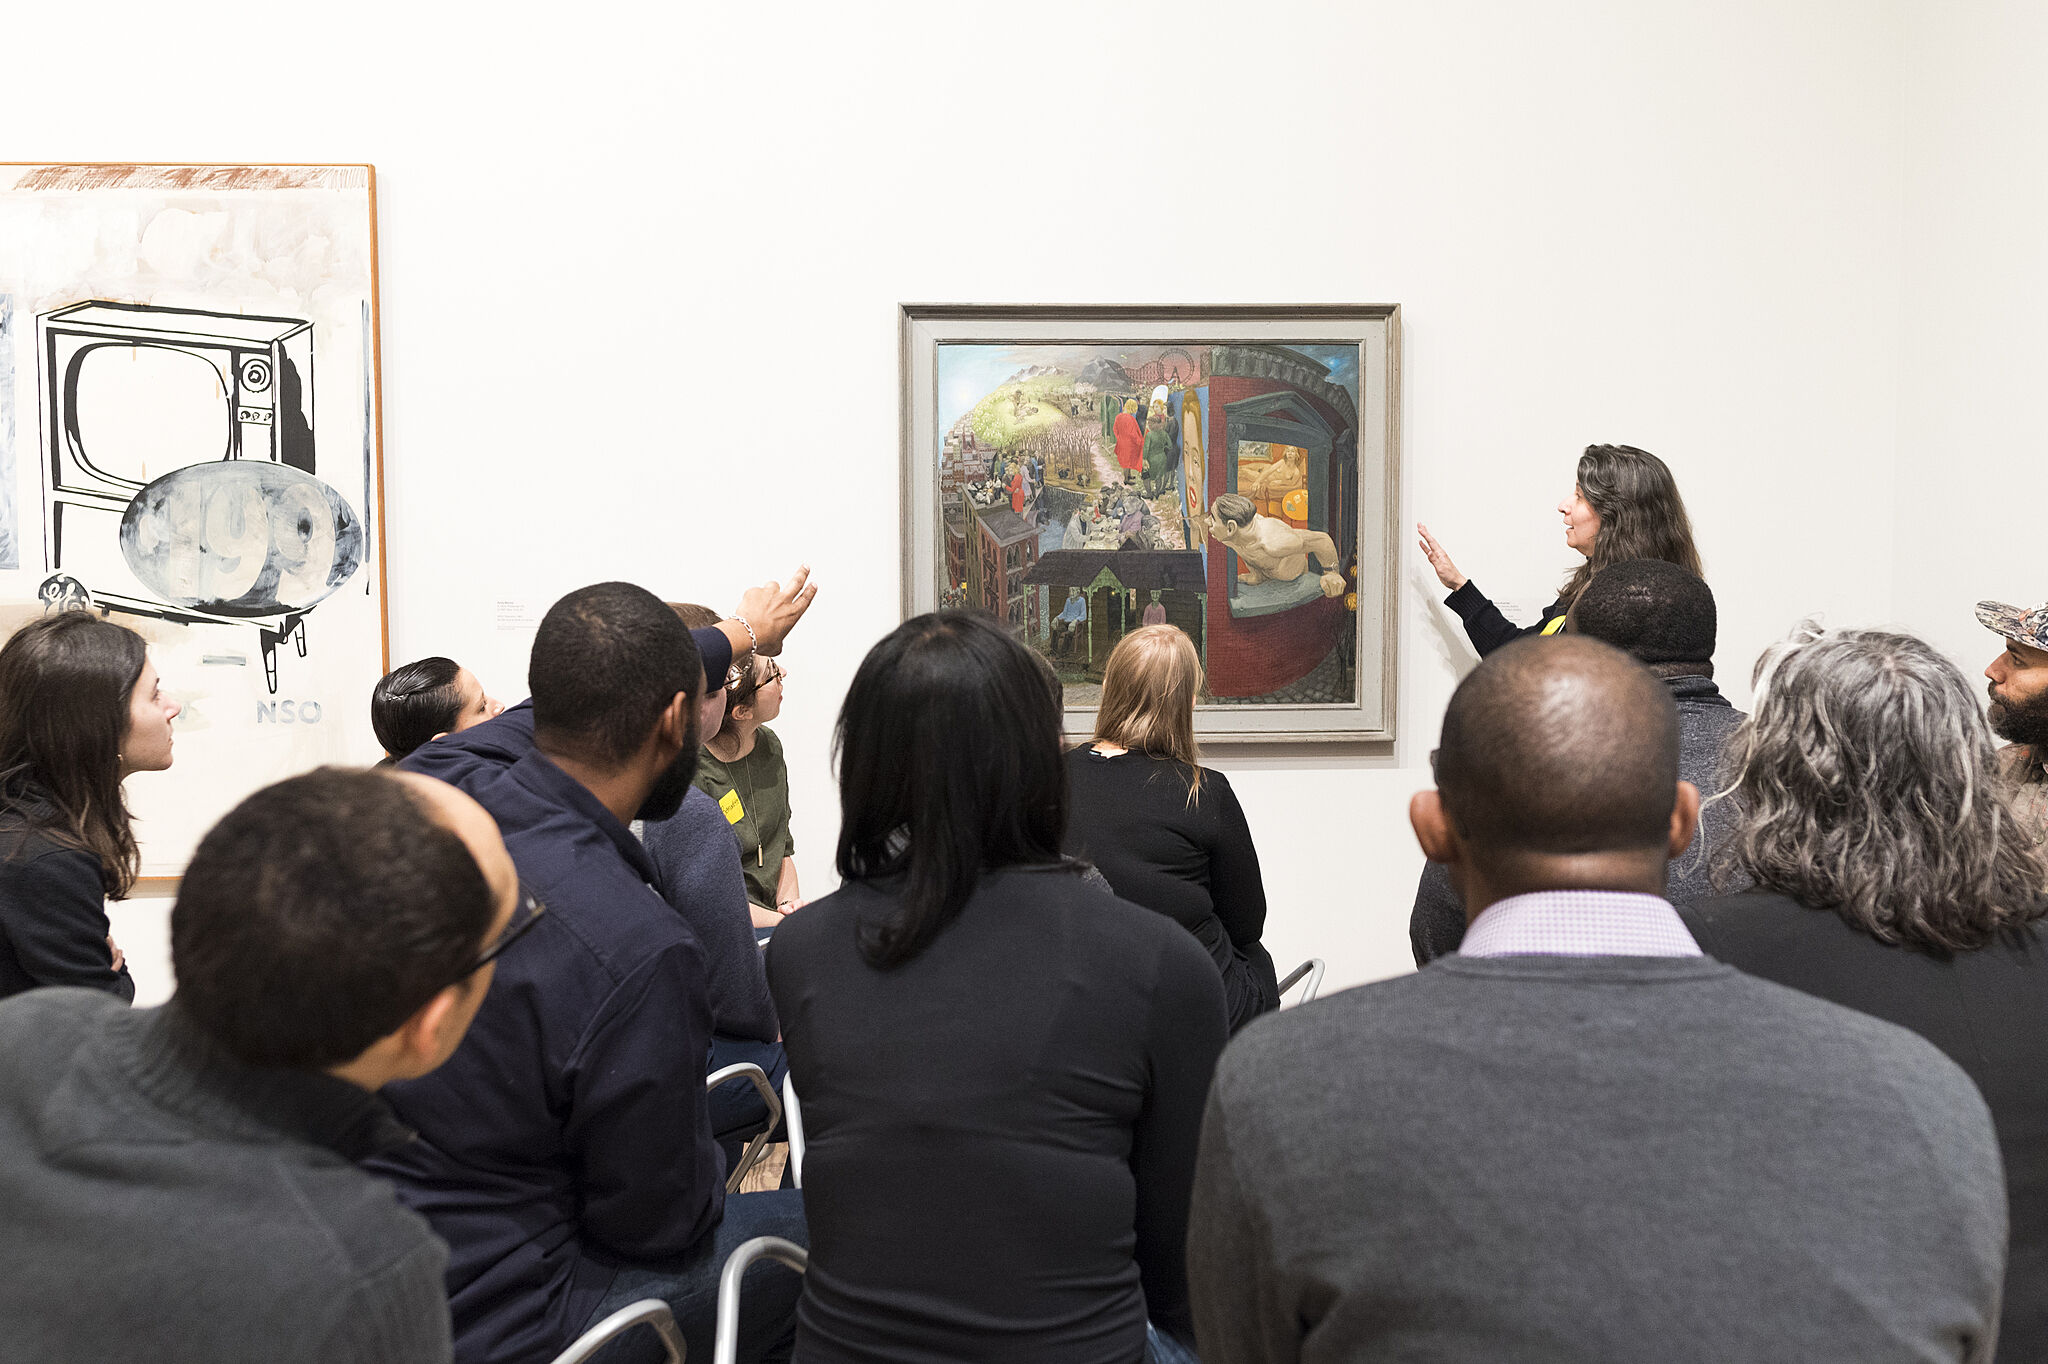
[658,691,693,752]
[388,984,468,1080]
[1668,780,1702,860]
[1410,789,1461,866]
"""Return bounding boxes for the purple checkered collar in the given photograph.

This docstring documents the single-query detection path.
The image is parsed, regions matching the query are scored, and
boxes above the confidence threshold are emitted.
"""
[1458,889,1702,959]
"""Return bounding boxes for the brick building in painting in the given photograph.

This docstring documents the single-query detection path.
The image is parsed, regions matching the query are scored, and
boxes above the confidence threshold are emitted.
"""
[1199,345,1360,699]
[965,503,1040,635]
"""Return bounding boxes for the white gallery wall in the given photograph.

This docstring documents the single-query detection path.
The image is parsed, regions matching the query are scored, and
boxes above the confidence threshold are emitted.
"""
[10,0,2034,1001]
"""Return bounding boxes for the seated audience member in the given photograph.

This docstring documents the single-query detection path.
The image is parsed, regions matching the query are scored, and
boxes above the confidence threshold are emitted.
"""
[642,602,786,1174]
[1191,636,2006,1364]
[1979,599,2048,852]
[371,656,503,762]
[766,611,1227,1363]
[1411,558,1745,962]
[0,766,520,1364]
[697,650,803,921]
[1063,623,1279,1031]
[375,578,813,1364]
[0,612,180,1001]
[1683,624,2048,1361]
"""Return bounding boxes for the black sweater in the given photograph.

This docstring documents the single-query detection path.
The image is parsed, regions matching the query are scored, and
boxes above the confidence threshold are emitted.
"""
[1681,891,2048,1363]
[0,801,134,1003]
[1445,579,1568,657]
[765,866,1227,1361]
[1062,747,1280,1030]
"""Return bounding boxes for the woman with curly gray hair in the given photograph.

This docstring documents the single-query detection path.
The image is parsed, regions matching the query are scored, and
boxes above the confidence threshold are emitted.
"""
[1681,623,2048,1362]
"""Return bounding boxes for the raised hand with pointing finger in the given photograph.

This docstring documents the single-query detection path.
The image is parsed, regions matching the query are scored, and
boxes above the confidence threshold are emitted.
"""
[724,564,818,659]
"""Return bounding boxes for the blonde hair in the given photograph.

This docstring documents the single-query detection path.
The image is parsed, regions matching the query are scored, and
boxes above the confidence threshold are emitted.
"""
[1093,624,1204,800]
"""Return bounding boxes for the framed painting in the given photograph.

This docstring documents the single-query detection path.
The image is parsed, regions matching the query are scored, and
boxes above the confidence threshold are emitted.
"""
[900,304,1400,743]
[0,164,387,877]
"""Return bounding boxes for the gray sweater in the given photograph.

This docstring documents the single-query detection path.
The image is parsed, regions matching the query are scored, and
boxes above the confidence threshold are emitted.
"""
[0,991,451,1363]
[1189,955,2007,1363]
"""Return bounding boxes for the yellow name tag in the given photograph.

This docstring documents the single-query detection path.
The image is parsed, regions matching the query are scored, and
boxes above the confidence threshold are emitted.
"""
[719,789,746,824]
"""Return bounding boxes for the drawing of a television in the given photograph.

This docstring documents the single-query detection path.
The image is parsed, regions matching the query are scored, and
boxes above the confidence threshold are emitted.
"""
[37,301,366,692]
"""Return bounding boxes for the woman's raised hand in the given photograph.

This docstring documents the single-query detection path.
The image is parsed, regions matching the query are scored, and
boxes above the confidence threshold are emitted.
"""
[1416,523,1467,592]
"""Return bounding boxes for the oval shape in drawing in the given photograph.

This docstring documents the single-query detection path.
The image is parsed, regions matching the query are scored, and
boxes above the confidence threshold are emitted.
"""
[119,462,364,617]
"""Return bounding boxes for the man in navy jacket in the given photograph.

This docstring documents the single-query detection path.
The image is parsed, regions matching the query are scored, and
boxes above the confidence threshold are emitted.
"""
[370,579,812,1364]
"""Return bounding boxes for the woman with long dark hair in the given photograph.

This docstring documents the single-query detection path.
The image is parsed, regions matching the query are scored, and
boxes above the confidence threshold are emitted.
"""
[1064,623,1279,1031]
[0,612,181,1000]
[1681,624,2048,1362]
[1418,443,1702,656]
[764,611,1226,1363]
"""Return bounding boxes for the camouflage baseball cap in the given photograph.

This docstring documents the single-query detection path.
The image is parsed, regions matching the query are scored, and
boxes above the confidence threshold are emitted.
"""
[1977,600,2048,651]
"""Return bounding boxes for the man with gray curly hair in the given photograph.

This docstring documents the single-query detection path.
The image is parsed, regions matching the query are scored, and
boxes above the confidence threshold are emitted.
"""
[1979,599,2048,852]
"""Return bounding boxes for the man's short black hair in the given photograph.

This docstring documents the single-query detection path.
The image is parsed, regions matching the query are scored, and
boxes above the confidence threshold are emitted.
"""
[172,768,495,1069]
[1571,559,1717,677]
[530,582,700,767]
[1436,635,1679,859]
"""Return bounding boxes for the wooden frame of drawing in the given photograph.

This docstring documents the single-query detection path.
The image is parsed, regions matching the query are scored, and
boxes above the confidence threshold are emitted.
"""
[900,304,1400,744]
[0,163,388,880]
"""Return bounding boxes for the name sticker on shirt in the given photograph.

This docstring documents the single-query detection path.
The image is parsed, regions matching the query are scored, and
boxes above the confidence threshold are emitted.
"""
[719,789,746,825]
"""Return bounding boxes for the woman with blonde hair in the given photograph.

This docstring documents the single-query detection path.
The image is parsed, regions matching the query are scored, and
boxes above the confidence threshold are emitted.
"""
[1063,624,1279,1030]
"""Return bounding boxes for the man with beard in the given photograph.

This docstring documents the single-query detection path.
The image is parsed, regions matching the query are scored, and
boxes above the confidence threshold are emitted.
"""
[1979,599,2048,853]
[372,578,815,1364]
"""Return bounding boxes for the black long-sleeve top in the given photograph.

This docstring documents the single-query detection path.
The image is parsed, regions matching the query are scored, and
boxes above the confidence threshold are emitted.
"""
[1062,747,1279,1030]
[0,796,134,1003]
[765,865,1227,1361]
[1681,891,2048,1362]
[1444,579,1568,657]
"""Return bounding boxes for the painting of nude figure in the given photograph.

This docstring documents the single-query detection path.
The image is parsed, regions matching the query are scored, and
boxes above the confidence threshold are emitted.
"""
[902,307,1400,743]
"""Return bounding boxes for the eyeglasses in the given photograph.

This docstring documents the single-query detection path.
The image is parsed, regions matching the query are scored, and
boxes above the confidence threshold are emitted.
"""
[726,661,786,688]
[453,885,547,983]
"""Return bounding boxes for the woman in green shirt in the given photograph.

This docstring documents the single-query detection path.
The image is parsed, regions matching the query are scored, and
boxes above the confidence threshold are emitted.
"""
[697,653,800,925]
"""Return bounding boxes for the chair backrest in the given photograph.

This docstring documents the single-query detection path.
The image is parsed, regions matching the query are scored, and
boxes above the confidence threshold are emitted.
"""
[1277,957,1326,1005]
[549,1298,684,1364]
[714,1236,809,1364]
